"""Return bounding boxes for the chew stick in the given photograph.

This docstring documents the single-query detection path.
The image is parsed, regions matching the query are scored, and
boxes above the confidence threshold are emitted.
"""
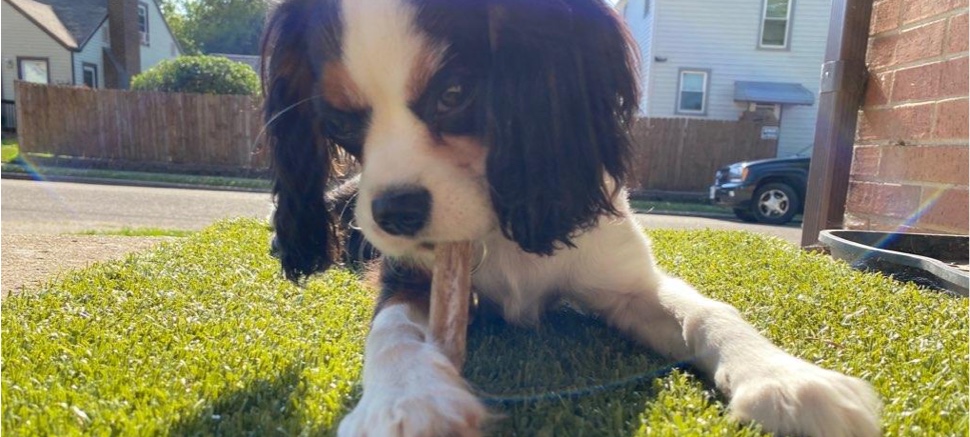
[429,241,474,370]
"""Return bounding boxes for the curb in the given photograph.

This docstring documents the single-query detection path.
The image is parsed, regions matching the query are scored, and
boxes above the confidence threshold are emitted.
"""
[1,171,272,194]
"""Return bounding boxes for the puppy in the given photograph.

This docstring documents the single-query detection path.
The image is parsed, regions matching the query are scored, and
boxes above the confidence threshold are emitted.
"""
[261,0,881,435]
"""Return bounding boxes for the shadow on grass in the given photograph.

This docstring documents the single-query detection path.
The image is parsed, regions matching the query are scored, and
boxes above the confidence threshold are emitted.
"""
[166,366,352,437]
[464,308,689,436]
[166,309,700,436]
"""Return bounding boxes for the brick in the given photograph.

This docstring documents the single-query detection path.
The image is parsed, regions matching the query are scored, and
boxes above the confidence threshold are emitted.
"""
[871,0,901,35]
[857,103,936,141]
[895,20,947,64]
[879,145,970,185]
[868,34,898,70]
[843,212,872,230]
[851,146,881,178]
[892,62,942,102]
[933,98,970,139]
[867,215,919,233]
[865,72,893,106]
[940,57,969,98]
[946,14,969,54]
[901,0,953,25]
[916,187,970,232]
[865,71,894,106]
[845,181,922,218]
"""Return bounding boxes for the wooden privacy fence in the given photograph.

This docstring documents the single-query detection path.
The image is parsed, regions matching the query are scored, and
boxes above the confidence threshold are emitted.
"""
[627,118,778,193]
[15,83,776,192]
[15,82,266,170]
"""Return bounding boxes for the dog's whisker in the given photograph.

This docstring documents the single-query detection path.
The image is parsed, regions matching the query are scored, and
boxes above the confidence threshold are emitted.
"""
[249,94,325,157]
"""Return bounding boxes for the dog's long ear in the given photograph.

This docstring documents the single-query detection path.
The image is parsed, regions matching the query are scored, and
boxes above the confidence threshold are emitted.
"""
[485,0,639,255]
[262,0,342,281]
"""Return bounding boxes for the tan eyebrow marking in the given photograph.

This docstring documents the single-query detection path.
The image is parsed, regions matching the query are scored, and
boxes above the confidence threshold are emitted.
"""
[321,62,367,111]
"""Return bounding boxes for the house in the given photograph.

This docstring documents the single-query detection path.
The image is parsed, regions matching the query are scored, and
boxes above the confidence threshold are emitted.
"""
[1,0,181,128]
[618,0,831,157]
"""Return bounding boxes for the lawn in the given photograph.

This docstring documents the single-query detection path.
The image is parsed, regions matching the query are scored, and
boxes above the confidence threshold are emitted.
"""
[1,143,19,163]
[1,162,271,191]
[629,199,728,216]
[2,219,966,436]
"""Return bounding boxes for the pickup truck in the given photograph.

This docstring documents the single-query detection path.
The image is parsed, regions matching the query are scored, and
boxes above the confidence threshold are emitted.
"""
[709,156,810,225]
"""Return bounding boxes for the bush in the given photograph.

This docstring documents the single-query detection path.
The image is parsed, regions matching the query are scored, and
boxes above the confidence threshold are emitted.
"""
[130,55,259,96]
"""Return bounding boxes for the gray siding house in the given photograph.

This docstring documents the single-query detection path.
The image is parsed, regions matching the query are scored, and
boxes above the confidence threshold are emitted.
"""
[618,0,831,157]
[2,0,181,128]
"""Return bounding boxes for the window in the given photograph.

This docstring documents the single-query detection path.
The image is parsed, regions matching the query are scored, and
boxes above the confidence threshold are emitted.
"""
[17,58,49,84]
[676,69,708,114]
[643,0,650,17]
[760,0,792,49]
[82,63,98,88]
[138,3,150,45]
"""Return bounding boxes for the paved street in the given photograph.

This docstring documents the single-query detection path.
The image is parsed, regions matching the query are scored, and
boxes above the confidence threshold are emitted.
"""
[2,179,272,235]
[1,178,803,243]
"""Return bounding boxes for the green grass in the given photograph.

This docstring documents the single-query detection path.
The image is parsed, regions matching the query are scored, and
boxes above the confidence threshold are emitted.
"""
[2,219,966,436]
[75,227,197,237]
[1,144,19,163]
[630,199,728,215]
[1,162,270,191]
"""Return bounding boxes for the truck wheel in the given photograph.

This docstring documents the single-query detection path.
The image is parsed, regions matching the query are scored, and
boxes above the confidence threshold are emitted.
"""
[733,208,757,222]
[751,182,798,225]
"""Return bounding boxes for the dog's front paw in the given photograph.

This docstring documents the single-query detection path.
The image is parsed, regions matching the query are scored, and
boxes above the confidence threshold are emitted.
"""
[728,359,881,437]
[337,351,486,437]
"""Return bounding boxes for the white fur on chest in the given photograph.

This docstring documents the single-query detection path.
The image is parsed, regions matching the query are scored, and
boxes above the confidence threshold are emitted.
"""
[471,205,660,324]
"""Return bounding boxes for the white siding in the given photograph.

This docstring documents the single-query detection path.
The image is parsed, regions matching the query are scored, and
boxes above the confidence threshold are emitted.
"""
[73,21,108,88]
[1,1,73,99]
[139,0,180,72]
[642,0,831,156]
[621,0,655,115]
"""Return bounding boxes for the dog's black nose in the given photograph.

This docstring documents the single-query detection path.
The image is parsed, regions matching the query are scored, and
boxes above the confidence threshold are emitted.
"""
[371,187,431,237]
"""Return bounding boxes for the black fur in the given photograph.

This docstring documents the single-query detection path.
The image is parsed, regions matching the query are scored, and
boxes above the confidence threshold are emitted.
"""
[482,0,639,255]
[327,177,380,267]
[261,0,343,281]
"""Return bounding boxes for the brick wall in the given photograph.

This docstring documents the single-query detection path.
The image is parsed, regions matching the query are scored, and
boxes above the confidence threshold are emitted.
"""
[846,0,969,234]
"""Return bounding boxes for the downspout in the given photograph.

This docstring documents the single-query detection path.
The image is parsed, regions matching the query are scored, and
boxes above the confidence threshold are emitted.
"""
[800,0,873,248]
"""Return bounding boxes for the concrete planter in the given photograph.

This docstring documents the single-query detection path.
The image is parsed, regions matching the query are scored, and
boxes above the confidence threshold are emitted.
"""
[819,230,968,297]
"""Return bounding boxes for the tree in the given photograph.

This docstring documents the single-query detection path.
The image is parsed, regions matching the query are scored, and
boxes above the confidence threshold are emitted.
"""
[159,0,269,55]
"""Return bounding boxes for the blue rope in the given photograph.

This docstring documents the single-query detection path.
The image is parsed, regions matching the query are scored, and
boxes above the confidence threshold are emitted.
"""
[476,360,694,406]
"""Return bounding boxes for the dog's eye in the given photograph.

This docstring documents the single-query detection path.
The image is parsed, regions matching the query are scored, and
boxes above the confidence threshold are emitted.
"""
[324,112,362,139]
[412,68,480,136]
[323,110,367,153]
[434,72,475,115]
[437,84,465,113]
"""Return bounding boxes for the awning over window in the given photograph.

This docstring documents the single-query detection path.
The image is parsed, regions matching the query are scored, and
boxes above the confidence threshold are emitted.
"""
[734,81,815,105]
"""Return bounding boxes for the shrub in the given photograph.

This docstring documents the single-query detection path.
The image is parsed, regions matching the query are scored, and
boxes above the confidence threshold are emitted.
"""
[130,55,259,96]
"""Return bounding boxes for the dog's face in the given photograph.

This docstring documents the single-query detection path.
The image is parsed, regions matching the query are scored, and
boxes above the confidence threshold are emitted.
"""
[335,0,496,258]
[264,0,639,280]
